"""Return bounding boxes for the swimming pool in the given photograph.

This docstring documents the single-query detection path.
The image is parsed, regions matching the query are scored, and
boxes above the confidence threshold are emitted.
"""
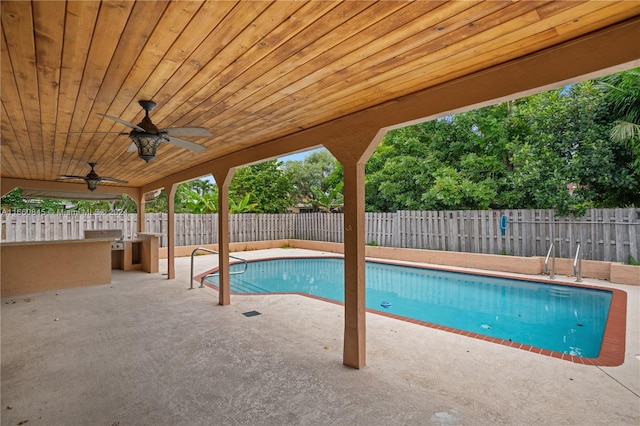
[202,257,625,363]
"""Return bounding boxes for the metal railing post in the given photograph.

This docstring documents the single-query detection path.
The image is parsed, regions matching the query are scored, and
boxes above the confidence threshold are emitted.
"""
[545,243,555,279]
[190,247,248,289]
[573,243,582,282]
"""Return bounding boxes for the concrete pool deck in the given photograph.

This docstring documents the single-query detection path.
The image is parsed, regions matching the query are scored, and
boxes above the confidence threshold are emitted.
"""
[2,248,639,425]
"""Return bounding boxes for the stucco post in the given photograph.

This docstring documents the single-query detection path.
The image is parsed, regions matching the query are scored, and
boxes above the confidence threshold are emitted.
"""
[167,183,177,280]
[328,128,385,369]
[212,167,235,306]
[340,158,367,368]
[136,193,146,234]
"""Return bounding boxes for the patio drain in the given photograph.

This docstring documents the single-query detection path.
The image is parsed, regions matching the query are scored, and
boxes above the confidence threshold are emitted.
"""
[242,310,261,317]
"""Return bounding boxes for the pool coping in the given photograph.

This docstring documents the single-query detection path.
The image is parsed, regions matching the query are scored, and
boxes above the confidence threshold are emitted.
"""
[193,255,627,367]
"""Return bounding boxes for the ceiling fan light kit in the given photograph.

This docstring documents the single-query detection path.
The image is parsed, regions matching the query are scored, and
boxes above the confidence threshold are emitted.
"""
[129,100,161,162]
[84,169,101,191]
[130,131,162,163]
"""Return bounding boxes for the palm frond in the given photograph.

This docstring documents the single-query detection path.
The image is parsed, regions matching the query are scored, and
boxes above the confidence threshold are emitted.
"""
[610,121,640,143]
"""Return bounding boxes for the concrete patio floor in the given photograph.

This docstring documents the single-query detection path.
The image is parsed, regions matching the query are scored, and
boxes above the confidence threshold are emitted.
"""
[2,249,639,425]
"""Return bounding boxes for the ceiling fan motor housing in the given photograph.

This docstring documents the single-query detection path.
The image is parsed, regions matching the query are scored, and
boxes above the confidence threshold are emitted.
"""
[138,100,157,112]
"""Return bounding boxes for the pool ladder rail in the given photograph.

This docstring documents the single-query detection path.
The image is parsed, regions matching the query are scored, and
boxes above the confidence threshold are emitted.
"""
[544,242,583,282]
[545,243,556,279]
[189,247,248,290]
[573,243,582,283]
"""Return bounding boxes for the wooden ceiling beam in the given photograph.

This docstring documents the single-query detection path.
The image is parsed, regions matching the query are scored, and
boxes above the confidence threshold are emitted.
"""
[1,177,139,200]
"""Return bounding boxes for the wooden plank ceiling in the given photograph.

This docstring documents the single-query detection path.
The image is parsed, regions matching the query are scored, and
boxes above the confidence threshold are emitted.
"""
[2,1,640,190]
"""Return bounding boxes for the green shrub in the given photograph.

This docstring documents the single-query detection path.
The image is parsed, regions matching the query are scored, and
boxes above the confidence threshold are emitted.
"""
[627,254,640,266]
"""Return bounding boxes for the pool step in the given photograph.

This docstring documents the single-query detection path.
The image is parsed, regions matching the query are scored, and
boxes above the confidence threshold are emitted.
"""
[549,287,572,298]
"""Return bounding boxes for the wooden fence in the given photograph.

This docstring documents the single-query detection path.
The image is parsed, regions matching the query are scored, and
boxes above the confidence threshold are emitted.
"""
[2,208,638,262]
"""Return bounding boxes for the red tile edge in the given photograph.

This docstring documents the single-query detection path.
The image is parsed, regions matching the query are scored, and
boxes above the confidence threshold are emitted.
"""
[194,256,627,366]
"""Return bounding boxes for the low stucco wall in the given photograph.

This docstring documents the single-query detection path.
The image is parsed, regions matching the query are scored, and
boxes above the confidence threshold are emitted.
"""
[290,240,638,285]
[161,239,639,286]
[158,240,290,258]
[543,257,612,280]
[285,240,542,275]
[5,239,634,298]
[365,245,543,275]
[610,263,640,286]
[1,240,112,296]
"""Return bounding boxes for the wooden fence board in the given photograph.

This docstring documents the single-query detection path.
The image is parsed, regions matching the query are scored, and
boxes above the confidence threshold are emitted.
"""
[2,208,638,262]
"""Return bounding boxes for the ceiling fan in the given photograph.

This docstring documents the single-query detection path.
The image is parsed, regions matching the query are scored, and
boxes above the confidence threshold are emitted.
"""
[98,100,211,162]
[59,162,128,192]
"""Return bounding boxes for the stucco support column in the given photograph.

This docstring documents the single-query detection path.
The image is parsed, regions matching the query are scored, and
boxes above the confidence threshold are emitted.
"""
[212,167,235,306]
[340,158,367,368]
[135,192,146,234]
[166,183,177,280]
[328,128,385,369]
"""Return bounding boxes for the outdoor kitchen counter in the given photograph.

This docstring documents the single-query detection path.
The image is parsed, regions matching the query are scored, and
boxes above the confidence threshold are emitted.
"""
[112,234,160,273]
[1,238,112,296]
[1,234,160,296]
[1,237,116,246]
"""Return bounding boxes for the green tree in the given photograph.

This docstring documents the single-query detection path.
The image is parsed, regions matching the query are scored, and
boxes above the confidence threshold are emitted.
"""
[365,71,638,214]
[365,126,437,211]
[366,105,515,211]
[284,149,338,205]
[421,167,496,210]
[510,81,637,214]
[72,195,137,213]
[310,181,344,212]
[229,193,258,213]
[230,160,293,213]
[1,188,97,213]
[144,189,168,213]
[1,188,27,211]
[597,68,640,173]
[181,187,218,214]
[177,179,217,213]
[144,180,217,213]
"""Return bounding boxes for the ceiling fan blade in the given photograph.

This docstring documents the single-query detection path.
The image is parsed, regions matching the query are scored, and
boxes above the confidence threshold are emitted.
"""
[97,113,145,132]
[165,136,207,153]
[162,127,212,137]
[127,142,138,152]
[59,175,86,180]
[62,131,129,135]
[101,177,128,184]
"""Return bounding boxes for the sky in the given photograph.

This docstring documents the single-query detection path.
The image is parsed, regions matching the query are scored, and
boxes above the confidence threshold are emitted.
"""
[278,147,324,162]
[201,147,324,184]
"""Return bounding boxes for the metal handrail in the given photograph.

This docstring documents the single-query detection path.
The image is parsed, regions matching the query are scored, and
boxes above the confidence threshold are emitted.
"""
[544,243,555,279]
[189,247,248,289]
[573,243,582,282]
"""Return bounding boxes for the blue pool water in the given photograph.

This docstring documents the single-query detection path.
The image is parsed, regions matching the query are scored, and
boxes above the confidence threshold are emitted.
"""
[206,257,613,357]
